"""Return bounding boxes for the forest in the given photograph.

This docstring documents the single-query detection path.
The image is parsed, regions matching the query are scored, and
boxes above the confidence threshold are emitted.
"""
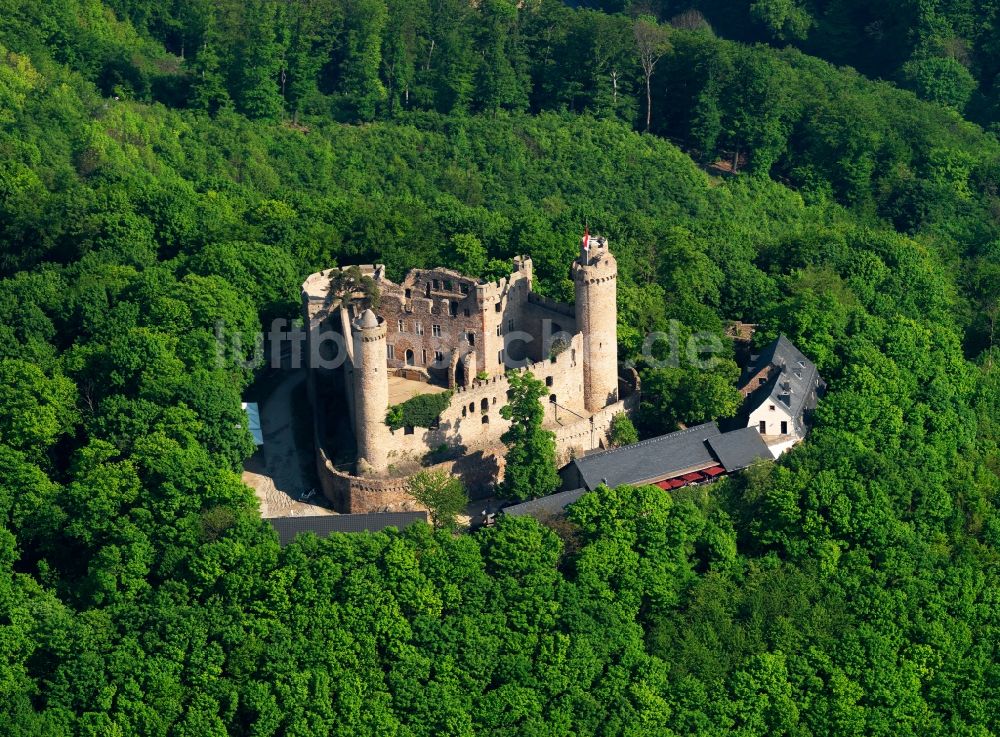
[0,0,998,734]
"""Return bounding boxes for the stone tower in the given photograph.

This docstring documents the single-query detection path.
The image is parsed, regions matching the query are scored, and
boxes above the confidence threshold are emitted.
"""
[352,308,389,472]
[572,234,618,412]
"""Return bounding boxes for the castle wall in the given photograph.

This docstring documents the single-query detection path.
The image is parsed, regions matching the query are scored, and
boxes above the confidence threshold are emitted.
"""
[302,243,631,510]
[378,331,588,467]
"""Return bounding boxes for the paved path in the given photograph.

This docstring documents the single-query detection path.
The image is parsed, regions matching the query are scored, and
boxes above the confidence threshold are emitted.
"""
[242,369,335,518]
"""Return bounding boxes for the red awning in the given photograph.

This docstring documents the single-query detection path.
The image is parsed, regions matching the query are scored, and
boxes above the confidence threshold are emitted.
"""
[655,480,672,490]
[681,472,703,483]
[703,466,725,477]
[666,478,685,489]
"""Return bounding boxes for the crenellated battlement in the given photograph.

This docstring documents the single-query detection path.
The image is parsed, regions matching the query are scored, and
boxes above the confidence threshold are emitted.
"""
[302,236,630,510]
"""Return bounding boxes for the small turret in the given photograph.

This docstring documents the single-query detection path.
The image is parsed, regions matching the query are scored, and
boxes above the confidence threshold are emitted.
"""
[572,234,618,412]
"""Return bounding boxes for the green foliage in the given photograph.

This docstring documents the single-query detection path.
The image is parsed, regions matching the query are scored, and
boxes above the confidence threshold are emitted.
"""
[329,265,382,311]
[0,360,77,462]
[0,5,998,734]
[407,468,467,528]
[386,390,453,430]
[900,55,978,111]
[500,371,560,501]
[607,411,639,447]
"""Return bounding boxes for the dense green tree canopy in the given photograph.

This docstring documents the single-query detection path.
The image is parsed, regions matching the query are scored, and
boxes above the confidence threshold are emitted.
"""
[0,1,998,734]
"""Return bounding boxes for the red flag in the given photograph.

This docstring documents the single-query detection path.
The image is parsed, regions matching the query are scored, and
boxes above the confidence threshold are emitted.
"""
[582,226,590,251]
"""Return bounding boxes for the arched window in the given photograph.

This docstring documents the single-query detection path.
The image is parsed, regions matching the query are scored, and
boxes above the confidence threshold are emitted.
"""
[469,402,475,413]
[404,288,412,299]
[549,394,557,404]
[482,415,489,424]
[545,376,553,387]
[405,349,415,366]
[481,398,489,412]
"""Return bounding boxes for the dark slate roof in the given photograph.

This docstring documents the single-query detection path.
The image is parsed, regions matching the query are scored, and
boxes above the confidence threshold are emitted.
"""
[742,334,826,435]
[706,427,773,472]
[503,488,588,519]
[570,422,721,490]
[269,512,427,545]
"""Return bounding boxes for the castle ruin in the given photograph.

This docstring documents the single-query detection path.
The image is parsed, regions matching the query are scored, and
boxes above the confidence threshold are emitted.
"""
[302,235,639,512]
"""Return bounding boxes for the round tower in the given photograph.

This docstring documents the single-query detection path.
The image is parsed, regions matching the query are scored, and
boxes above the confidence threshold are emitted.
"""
[352,309,389,472]
[572,234,618,413]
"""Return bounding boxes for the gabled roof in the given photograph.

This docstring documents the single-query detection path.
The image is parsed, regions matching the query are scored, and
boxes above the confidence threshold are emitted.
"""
[269,512,427,545]
[503,488,588,519]
[742,334,825,434]
[706,427,772,472]
[570,422,722,490]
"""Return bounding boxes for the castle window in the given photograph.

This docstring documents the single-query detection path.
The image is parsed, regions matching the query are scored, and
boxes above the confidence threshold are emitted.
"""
[415,322,424,335]
[404,425,414,435]
[482,415,489,424]
[387,345,395,359]
[508,319,514,331]
[445,280,453,291]
[425,284,431,297]
[549,394,557,404]
[769,404,775,411]
[422,349,427,364]
[433,279,440,290]
[466,332,475,346]
[546,376,553,387]
[432,324,441,337]
[405,288,412,299]
[469,402,475,413]
[462,407,467,417]
[495,302,502,313]
[781,421,788,435]
[496,324,502,336]
[405,349,414,366]
[460,284,469,295]
[450,301,458,316]
[481,398,489,412]
[759,421,767,433]
[498,349,504,365]
[398,319,405,332]
[435,350,444,363]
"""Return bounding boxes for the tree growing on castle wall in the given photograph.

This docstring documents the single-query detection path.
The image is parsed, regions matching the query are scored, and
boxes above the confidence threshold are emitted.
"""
[499,371,560,501]
[608,412,639,448]
[329,265,381,310]
[385,390,453,430]
[408,469,467,529]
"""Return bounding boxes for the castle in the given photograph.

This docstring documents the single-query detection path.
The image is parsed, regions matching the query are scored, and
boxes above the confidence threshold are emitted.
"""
[302,235,639,512]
